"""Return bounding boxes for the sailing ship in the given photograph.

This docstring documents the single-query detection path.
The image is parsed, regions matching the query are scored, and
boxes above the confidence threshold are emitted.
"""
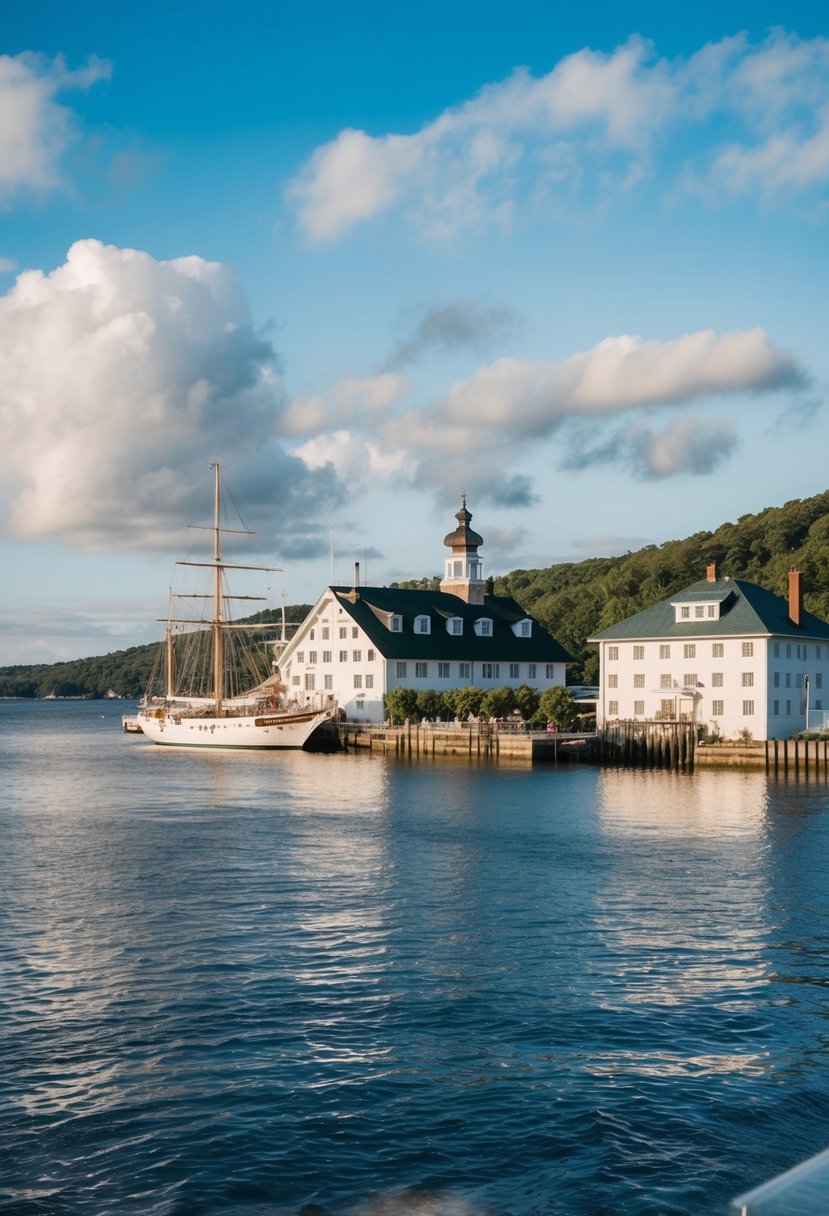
[137,464,335,748]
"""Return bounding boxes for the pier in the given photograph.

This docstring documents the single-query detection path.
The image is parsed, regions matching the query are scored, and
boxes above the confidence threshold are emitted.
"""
[320,719,829,776]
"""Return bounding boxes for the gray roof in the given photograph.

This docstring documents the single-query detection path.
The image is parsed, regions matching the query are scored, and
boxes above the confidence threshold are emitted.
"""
[589,576,829,642]
[330,585,573,663]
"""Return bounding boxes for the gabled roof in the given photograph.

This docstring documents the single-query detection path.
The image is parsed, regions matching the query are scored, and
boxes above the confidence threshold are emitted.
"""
[589,577,829,642]
[326,585,573,662]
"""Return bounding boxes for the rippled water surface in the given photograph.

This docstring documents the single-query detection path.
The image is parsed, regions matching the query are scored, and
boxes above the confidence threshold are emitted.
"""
[3,701,829,1215]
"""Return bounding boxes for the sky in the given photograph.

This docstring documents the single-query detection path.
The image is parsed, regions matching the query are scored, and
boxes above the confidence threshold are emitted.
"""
[1,0,828,664]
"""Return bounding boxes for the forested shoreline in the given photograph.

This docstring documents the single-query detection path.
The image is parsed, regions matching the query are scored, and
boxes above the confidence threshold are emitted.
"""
[4,489,829,698]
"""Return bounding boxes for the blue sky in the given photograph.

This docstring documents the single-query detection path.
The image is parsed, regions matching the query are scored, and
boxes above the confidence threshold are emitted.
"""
[1,0,827,664]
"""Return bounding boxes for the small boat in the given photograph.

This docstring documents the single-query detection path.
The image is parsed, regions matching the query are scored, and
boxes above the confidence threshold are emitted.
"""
[136,464,334,749]
[122,715,143,733]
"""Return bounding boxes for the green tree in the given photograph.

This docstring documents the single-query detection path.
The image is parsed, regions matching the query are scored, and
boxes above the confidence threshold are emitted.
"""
[480,686,516,719]
[539,686,578,731]
[513,683,540,721]
[385,687,418,723]
[447,685,485,720]
[416,689,446,721]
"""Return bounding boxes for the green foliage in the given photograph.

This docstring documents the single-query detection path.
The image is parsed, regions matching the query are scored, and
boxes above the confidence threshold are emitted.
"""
[480,686,516,719]
[0,605,313,700]
[384,686,418,723]
[493,489,829,681]
[538,686,579,731]
[416,689,447,721]
[513,683,540,721]
[446,685,485,720]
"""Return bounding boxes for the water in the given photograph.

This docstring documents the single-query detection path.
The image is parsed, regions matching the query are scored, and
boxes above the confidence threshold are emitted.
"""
[2,701,829,1215]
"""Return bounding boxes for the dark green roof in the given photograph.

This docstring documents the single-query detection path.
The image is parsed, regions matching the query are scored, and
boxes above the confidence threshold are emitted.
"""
[589,577,829,642]
[330,585,573,663]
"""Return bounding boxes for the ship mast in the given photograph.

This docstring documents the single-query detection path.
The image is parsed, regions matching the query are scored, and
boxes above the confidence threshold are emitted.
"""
[212,462,223,714]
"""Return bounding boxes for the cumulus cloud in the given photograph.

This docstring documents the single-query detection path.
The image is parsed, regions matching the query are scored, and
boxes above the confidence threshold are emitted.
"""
[287,30,829,242]
[0,52,111,202]
[0,239,343,553]
[563,417,739,478]
[385,298,519,370]
[279,372,409,437]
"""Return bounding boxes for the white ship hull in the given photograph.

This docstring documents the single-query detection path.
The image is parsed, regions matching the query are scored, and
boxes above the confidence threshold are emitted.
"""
[138,705,332,749]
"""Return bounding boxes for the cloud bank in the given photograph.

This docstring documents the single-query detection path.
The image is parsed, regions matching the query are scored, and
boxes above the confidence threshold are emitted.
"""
[288,30,829,242]
[285,326,803,504]
[0,240,342,554]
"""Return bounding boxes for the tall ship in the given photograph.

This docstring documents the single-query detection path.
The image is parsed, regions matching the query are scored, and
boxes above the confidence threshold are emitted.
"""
[137,464,334,748]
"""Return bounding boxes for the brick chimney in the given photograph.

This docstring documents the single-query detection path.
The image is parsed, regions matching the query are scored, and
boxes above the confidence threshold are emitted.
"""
[788,569,802,627]
[706,561,717,583]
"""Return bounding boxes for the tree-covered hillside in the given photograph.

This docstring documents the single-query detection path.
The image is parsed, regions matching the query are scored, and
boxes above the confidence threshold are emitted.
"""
[5,490,829,696]
[493,490,829,683]
[0,606,312,700]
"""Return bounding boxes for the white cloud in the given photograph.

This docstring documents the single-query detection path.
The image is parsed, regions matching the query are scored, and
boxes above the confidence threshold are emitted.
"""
[0,240,342,552]
[279,372,409,437]
[287,30,829,242]
[0,52,111,202]
[383,328,801,457]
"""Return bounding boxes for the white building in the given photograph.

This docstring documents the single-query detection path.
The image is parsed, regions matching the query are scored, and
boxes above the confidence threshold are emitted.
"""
[589,565,829,741]
[278,500,572,723]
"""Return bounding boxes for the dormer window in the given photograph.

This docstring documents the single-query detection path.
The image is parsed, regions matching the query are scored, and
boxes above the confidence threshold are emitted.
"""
[474,618,493,637]
[512,619,532,638]
[390,615,403,632]
[447,617,463,636]
[672,599,721,623]
[415,615,431,635]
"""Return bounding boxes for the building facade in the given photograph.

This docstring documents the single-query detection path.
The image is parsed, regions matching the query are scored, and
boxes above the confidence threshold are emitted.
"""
[277,501,572,723]
[589,566,829,741]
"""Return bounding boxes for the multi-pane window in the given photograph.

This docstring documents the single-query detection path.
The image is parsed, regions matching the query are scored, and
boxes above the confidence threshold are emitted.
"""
[608,646,619,660]
[660,645,671,659]
[415,616,430,634]
[742,700,754,715]
[438,662,450,679]
[633,646,645,660]
[304,674,315,691]
[742,672,754,687]
[773,671,780,687]
[309,629,315,641]
[681,606,690,619]
[322,651,332,663]
[742,642,754,657]
[396,662,407,678]
[458,662,471,679]
[352,627,359,638]
[482,663,500,679]
[633,674,645,688]
[773,642,780,658]
[296,652,304,663]
[353,650,361,663]
[415,662,428,678]
[339,627,347,639]
[660,674,673,689]
[660,699,674,716]
[634,700,645,716]
[322,627,329,640]
[773,700,779,715]
[509,664,520,679]
[527,664,536,679]
[477,619,492,637]
[695,606,704,618]
[608,674,618,688]
[545,664,556,679]
[324,675,333,690]
[712,672,723,687]
[712,700,724,716]
[308,651,317,664]
[367,649,375,662]
[339,650,348,663]
[519,621,531,637]
[712,643,724,658]
[683,674,697,687]
[353,674,362,689]
[608,701,619,716]
[365,674,374,689]
[684,644,695,659]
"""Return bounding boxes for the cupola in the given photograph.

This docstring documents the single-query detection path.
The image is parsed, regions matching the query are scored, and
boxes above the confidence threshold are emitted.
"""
[440,497,485,604]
